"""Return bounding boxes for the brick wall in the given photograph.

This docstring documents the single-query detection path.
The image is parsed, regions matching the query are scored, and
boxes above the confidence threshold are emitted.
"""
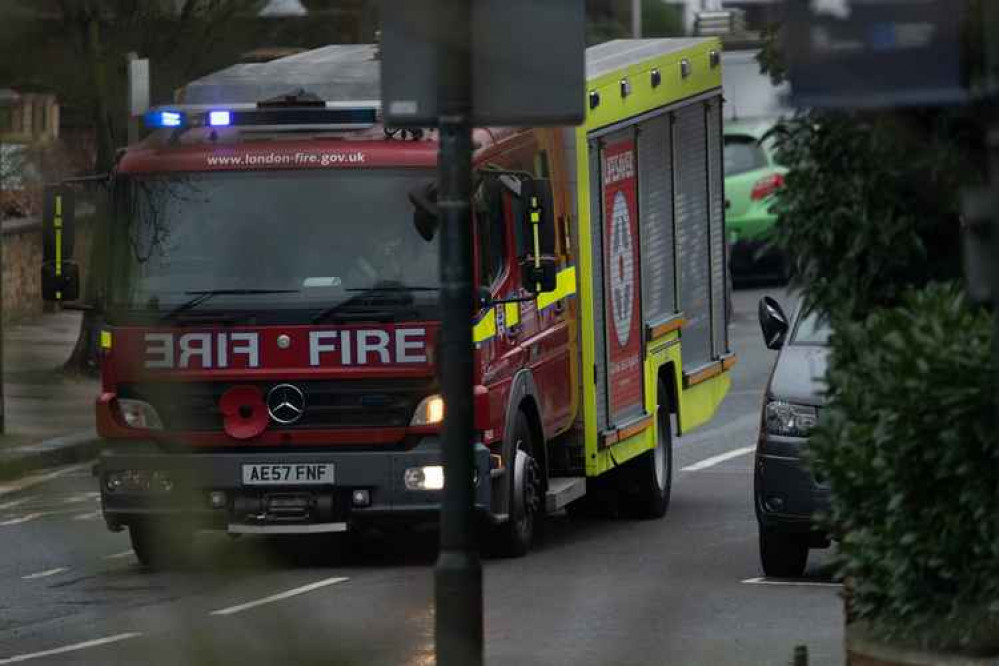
[1,215,95,326]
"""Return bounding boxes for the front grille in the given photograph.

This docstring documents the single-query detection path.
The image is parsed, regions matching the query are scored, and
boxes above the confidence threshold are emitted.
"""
[119,379,436,432]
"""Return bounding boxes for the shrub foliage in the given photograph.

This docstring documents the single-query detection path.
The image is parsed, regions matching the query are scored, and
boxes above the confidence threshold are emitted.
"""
[808,284,997,647]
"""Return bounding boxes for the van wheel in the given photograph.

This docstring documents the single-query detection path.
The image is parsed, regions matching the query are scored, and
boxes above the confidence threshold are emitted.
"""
[621,384,673,519]
[492,412,542,557]
[759,526,809,578]
[129,520,194,571]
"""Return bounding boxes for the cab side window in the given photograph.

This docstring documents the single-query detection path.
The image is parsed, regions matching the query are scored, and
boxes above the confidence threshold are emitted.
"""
[475,182,507,290]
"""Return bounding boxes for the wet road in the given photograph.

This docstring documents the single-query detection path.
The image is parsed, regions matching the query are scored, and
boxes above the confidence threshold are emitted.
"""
[0,286,843,666]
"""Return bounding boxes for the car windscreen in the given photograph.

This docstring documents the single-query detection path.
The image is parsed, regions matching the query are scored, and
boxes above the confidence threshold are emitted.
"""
[723,135,768,176]
[791,308,832,346]
[107,169,439,323]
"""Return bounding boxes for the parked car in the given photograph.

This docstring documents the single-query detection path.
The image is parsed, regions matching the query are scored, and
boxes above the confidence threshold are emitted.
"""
[755,296,831,577]
[725,121,787,282]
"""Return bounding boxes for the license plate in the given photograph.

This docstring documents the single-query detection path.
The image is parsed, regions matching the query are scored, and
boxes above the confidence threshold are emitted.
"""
[242,463,335,486]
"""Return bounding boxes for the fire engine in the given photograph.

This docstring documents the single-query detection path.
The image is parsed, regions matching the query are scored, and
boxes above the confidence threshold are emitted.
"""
[42,38,735,567]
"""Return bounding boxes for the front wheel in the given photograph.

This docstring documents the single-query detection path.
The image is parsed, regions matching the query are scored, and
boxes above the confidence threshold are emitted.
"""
[759,526,809,578]
[491,412,542,557]
[129,520,194,571]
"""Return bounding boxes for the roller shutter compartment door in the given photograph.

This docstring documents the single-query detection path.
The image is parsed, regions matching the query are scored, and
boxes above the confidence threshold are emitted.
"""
[706,96,728,357]
[588,138,609,433]
[673,104,712,369]
[637,114,676,325]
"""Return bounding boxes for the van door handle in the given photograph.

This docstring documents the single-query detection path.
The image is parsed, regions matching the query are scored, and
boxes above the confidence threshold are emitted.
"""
[506,323,522,337]
[553,299,566,314]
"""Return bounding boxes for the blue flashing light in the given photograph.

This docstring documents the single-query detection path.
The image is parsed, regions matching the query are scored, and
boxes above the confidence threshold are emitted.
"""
[208,110,232,127]
[144,109,185,129]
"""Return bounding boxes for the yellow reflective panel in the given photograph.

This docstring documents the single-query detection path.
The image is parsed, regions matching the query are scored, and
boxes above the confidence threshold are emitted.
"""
[100,330,113,350]
[472,308,497,343]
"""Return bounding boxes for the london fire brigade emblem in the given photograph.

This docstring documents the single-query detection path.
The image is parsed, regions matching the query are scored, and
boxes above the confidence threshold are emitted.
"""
[609,190,634,348]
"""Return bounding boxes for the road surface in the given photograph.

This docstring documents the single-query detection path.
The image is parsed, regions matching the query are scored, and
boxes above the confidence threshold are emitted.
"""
[0,285,843,666]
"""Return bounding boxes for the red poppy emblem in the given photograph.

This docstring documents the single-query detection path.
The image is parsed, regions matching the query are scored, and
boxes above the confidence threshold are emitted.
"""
[219,385,268,440]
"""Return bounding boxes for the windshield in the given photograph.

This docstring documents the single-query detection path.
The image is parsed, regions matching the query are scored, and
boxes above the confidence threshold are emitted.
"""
[791,308,832,346]
[107,169,439,323]
[724,136,768,176]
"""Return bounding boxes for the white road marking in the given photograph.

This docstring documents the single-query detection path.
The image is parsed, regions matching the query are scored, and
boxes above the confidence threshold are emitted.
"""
[681,446,756,472]
[0,632,142,664]
[104,549,135,560]
[73,510,102,521]
[21,567,69,580]
[742,577,842,588]
[0,497,34,511]
[0,463,92,497]
[210,576,349,616]
[62,492,100,505]
[0,513,45,527]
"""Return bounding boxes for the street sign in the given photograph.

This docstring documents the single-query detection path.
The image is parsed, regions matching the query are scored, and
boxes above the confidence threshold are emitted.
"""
[784,0,969,108]
[380,0,585,127]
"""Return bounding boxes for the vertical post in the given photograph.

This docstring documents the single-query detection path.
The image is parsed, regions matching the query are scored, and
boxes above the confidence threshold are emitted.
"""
[126,53,149,146]
[632,0,642,38]
[434,0,482,664]
[0,132,5,434]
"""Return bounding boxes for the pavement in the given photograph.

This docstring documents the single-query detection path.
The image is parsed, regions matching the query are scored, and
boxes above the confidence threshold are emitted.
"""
[0,285,846,666]
[0,310,101,480]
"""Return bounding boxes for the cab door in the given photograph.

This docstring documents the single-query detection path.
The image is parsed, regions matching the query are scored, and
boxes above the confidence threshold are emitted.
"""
[474,179,522,443]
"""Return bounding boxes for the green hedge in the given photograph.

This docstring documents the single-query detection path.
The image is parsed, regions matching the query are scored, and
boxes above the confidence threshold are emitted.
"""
[808,283,998,651]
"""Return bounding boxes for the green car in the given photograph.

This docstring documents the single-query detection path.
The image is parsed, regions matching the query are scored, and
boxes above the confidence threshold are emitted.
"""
[724,120,788,282]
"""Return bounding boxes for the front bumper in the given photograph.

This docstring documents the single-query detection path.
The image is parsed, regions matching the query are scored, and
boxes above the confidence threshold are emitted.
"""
[98,437,492,532]
[754,434,830,535]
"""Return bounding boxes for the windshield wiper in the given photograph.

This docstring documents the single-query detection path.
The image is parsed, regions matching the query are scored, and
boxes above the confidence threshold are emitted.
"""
[312,285,436,324]
[160,289,299,321]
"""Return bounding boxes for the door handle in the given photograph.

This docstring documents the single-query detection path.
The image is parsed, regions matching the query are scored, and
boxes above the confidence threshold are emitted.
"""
[506,323,523,337]
[553,299,566,314]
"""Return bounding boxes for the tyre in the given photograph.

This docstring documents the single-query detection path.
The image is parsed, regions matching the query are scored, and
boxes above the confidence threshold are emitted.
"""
[492,412,543,557]
[129,520,194,570]
[759,526,809,578]
[620,383,673,519]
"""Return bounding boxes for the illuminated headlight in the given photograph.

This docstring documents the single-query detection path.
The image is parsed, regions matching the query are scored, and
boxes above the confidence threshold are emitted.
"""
[105,470,174,494]
[766,401,818,438]
[117,399,164,430]
[404,465,445,491]
[410,395,445,426]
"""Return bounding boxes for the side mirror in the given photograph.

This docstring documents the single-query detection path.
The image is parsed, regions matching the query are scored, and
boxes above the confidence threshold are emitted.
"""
[409,183,439,241]
[41,185,79,303]
[42,261,80,302]
[520,258,557,294]
[518,178,557,294]
[758,296,789,350]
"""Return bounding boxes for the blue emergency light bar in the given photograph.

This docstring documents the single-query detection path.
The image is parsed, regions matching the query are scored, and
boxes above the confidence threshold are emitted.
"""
[142,104,379,131]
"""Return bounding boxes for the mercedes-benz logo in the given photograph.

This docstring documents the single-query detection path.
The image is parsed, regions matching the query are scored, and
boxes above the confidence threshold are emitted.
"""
[266,384,305,425]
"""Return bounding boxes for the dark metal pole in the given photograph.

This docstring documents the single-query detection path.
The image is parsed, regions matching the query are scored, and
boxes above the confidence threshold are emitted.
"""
[434,0,482,663]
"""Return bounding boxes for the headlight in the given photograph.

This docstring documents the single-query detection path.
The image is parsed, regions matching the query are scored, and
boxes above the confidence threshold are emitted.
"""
[404,465,445,491]
[766,400,818,438]
[117,399,164,430]
[411,394,445,426]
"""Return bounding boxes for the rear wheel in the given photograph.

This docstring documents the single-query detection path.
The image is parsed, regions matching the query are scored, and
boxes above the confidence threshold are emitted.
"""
[492,412,542,557]
[759,526,809,578]
[620,383,673,519]
[129,520,194,570]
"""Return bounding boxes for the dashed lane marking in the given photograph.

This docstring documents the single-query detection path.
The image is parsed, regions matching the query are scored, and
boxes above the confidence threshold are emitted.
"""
[21,567,69,581]
[0,513,46,527]
[72,511,102,521]
[0,632,143,664]
[0,497,33,511]
[681,446,756,472]
[742,577,842,588]
[0,463,92,497]
[104,550,135,560]
[210,576,350,616]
